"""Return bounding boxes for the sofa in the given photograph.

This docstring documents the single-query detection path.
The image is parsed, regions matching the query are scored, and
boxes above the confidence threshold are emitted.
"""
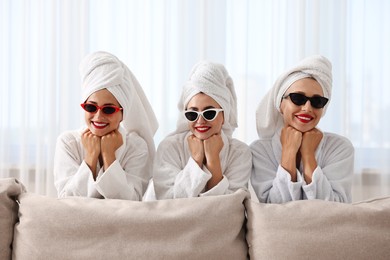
[1,177,390,260]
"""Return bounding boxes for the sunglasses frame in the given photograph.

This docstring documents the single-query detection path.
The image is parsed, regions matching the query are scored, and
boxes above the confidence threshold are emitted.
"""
[184,108,224,122]
[283,93,329,109]
[80,103,123,115]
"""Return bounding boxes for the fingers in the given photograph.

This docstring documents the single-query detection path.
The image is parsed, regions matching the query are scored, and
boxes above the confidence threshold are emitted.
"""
[81,129,101,160]
[187,134,205,167]
[81,129,100,144]
[203,134,223,161]
[101,129,123,154]
[281,125,302,153]
[301,128,323,151]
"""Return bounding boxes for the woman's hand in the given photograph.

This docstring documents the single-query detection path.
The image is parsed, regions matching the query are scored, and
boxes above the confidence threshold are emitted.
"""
[203,133,223,191]
[300,128,322,184]
[280,126,302,181]
[281,125,302,154]
[187,134,205,168]
[203,133,223,163]
[187,133,224,190]
[101,129,123,170]
[81,129,101,179]
[300,128,323,156]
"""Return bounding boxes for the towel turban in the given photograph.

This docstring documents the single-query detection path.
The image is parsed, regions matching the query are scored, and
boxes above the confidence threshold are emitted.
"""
[256,55,332,139]
[175,61,238,137]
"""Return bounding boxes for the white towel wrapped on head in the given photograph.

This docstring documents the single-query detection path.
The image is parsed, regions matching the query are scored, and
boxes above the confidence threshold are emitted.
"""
[175,61,238,137]
[256,55,332,139]
[79,51,158,160]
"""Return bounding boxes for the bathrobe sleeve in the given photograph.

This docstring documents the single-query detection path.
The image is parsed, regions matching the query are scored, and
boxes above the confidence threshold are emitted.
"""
[250,133,354,203]
[54,131,100,198]
[200,139,252,197]
[250,139,303,203]
[153,134,251,199]
[54,131,150,200]
[93,133,150,200]
[301,133,354,202]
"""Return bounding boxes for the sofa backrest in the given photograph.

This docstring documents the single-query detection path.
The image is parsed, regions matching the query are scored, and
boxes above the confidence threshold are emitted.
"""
[246,197,390,259]
[1,177,390,260]
[13,187,249,260]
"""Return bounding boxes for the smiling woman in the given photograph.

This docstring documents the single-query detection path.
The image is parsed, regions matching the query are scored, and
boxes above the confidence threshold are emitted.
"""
[250,55,354,204]
[152,61,252,199]
[53,51,158,200]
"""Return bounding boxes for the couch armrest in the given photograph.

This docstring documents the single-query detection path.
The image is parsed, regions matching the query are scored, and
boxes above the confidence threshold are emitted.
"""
[0,178,26,260]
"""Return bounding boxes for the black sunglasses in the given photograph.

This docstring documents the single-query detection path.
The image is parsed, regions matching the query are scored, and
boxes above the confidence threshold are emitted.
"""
[184,108,224,122]
[283,93,329,109]
[80,103,123,115]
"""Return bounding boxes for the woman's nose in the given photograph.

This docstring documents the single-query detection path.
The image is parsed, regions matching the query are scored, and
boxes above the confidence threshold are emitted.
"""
[196,114,206,123]
[94,109,105,118]
[301,100,313,111]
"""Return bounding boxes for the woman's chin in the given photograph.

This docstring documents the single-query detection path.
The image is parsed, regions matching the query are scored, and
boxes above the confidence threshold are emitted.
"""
[88,128,107,137]
[192,132,210,140]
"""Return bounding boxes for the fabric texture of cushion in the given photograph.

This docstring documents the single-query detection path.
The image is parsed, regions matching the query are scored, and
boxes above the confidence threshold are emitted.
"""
[13,189,249,260]
[0,178,26,260]
[246,197,390,260]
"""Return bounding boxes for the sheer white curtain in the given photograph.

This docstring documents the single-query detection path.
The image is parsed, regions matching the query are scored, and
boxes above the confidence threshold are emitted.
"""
[1,0,389,196]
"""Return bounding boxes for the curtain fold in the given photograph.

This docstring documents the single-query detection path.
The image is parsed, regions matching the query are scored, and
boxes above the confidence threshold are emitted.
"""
[0,0,389,196]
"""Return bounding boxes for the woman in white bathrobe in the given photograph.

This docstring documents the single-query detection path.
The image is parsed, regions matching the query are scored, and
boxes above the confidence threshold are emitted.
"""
[251,55,354,203]
[54,51,158,200]
[153,61,252,199]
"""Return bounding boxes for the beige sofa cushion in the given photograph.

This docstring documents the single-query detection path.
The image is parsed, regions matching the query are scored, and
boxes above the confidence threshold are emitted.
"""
[246,197,390,260]
[0,178,26,260]
[14,189,249,260]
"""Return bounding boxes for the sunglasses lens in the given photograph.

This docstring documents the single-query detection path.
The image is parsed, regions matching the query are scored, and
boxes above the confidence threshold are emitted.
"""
[288,93,328,109]
[184,111,198,121]
[203,110,217,121]
[83,104,98,113]
[102,106,117,114]
[310,97,329,109]
[289,93,307,106]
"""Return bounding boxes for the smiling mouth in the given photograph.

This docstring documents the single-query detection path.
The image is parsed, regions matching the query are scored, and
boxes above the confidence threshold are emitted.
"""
[195,126,211,133]
[296,115,313,123]
[92,122,108,129]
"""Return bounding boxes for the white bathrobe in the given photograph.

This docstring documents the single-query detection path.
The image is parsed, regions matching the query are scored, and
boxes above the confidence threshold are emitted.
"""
[54,51,158,200]
[250,129,354,203]
[152,61,251,200]
[54,126,150,200]
[153,131,252,199]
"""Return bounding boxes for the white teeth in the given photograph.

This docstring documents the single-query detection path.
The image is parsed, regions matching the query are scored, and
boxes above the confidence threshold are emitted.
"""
[297,116,311,121]
[197,127,209,131]
[94,122,108,127]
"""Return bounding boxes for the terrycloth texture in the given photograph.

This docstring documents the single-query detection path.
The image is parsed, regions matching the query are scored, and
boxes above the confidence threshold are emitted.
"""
[256,55,332,139]
[54,127,151,199]
[175,61,238,137]
[13,189,249,260]
[79,51,158,163]
[153,131,252,199]
[250,130,354,203]
[0,178,25,260]
[245,196,390,260]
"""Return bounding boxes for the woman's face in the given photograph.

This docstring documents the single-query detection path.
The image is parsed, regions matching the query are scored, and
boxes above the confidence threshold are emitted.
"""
[186,93,224,140]
[280,78,325,133]
[84,89,123,137]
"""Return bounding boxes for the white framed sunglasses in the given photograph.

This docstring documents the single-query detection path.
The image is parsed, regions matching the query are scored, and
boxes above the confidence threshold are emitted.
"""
[184,108,224,122]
